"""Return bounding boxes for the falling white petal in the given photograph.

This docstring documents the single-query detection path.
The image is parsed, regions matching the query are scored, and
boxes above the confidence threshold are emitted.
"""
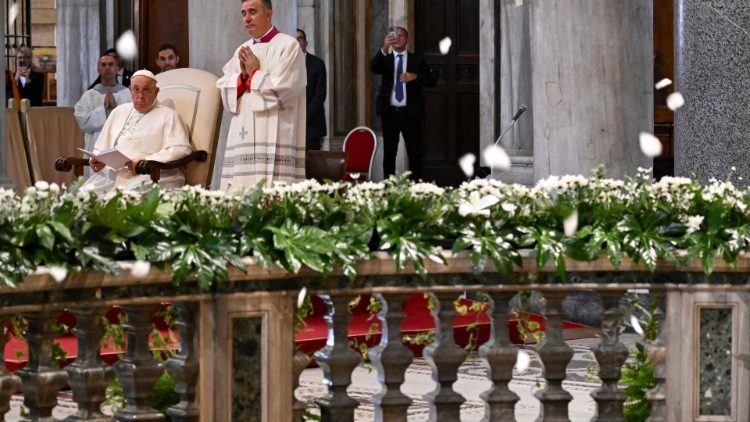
[630,315,645,336]
[458,153,476,178]
[563,210,578,237]
[116,30,138,60]
[131,260,151,278]
[439,37,452,55]
[49,266,68,283]
[639,132,662,158]
[297,287,308,308]
[477,194,500,210]
[8,3,18,27]
[654,78,672,90]
[515,0,523,6]
[482,145,511,170]
[666,92,685,111]
[514,350,531,374]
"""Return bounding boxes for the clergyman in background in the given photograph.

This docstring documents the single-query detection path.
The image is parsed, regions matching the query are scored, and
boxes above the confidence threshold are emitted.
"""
[297,28,327,150]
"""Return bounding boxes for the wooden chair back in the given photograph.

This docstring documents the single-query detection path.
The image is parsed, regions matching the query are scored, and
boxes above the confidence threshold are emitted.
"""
[305,150,349,182]
[5,99,32,191]
[155,68,223,187]
[23,105,84,186]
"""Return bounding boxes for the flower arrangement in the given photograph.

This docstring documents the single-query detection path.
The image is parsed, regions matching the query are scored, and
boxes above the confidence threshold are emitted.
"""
[1,166,749,289]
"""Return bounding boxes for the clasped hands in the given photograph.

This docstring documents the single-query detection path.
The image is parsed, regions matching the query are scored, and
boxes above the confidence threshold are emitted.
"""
[89,158,140,175]
[103,88,118,110]
[238,46,260,80]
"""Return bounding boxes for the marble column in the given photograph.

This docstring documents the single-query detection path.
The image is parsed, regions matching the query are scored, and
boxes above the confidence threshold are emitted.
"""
[530,0,652,181]
[297,0,317,53]
[55,0,105,106]
[272,0,298,36]
[674,1,750,187]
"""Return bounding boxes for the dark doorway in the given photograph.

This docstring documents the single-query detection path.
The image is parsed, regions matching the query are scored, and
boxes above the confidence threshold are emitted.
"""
[135,0,190,73]
[415,0,479,186]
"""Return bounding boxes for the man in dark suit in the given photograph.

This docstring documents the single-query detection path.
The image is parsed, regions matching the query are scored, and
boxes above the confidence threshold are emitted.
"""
[370,26,435,180]
[88,48,133,89]
[297,29,327,150]
[5,46,43,106]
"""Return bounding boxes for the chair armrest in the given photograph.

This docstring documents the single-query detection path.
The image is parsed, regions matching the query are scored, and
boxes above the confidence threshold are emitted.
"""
[134,150,208,183]
[55,157,89,178]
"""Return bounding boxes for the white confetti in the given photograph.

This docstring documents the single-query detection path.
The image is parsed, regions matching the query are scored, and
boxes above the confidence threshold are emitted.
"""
[654,78,672,90]
[8,3,18,27]
[639,132,662,158]
[515,0,524,6]
[458,153,476,178]
[297,287,308,308]
[439,37,452,55]
[48,266,68,283]
[131,260,151,278]
[666,92,685,111]
[630,315,645,336]
[563,210,578,237]
[116,30,138,60]
[482,145,511,170]
[514,350,531,374]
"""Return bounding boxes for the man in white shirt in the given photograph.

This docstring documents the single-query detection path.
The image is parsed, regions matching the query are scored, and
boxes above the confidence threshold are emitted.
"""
[82,70,192,193]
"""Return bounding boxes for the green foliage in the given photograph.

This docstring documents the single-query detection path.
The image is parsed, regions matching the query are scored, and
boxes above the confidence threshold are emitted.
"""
[0,171,749,291]
[620,294,659,421]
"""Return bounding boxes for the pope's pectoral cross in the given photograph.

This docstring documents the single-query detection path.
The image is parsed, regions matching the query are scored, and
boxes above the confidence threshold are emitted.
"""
[239,126,249,140]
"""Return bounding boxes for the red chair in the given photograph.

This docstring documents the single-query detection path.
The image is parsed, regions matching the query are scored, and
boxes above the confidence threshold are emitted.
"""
[342,126,377,181]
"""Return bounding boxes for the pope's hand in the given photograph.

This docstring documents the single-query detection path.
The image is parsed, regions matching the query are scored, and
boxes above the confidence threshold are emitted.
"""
[89,158,105,173]
[126,160,139,175]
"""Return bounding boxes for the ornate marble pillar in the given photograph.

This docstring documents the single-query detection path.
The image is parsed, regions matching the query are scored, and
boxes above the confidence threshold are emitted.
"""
[55,0,104,106]
[297,0,317,53]
[674,1,750,187]
[530,0,652,180]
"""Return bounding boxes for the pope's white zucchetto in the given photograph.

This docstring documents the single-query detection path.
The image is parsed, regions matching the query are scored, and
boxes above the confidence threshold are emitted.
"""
[131,69,157,83]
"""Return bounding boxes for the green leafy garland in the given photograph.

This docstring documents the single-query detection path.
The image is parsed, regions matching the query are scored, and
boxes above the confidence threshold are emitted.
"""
[1,168,749,288]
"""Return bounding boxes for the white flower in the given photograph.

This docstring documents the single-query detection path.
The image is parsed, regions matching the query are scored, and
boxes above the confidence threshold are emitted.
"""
[654,78,672,90]
[514,350,531,374]
[130,260,151,278]
[686,215,704,234]
[297,287,308,308]
[563,210,578,237]
[666,92,685,111]
[501,202,517,214]
[630,315,645,336]
[458,153,476,178]
[439,36,452,55]
[34,181,49,191]
[482,145,511,170]
[48,266,68,283]
[639,132,662,158]
[409,183,445,196]
[116,30,138,60]
[458,191,499,217]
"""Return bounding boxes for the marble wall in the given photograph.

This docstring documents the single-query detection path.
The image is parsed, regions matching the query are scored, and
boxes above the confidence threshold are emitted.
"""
[530,0,652,181]
[674,0,750,187]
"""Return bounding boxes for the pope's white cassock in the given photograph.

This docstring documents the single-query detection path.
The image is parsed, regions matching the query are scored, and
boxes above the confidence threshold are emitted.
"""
[80,101,192,193]
[217,26,306,191]
[74,84,132,152]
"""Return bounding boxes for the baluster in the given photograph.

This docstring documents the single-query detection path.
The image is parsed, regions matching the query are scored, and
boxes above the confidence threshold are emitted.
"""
[113,304,165,421]
[646,289,667,421]
[164,302,199,422]
[368,292,414,422]
[292,345,311,422]
[535,290,573,421]
[423,292,467,422]
[0,316,21,418]
[66,307,114,421]
[18,310,69,421]
[591,290,628,421]
[314,294,360,422]
[479,291,519,421]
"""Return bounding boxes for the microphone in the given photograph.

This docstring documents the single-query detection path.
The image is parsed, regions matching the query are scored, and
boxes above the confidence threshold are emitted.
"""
[494,105,528,146]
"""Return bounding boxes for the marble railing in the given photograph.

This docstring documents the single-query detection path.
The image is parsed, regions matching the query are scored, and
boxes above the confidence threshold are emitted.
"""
[0,252,748,421]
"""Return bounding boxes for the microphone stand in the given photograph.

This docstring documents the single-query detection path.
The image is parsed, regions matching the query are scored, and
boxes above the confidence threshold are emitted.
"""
[487,105,528,178]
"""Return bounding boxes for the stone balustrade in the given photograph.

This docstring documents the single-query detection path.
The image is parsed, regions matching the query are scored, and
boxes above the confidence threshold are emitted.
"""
[0,252,748,421]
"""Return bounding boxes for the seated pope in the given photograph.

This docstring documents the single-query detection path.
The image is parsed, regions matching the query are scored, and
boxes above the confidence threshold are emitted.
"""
[81,69,192,193]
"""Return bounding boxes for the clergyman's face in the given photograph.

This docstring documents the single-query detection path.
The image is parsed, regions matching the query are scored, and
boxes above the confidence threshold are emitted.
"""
[130,76,159,113]
[242,0,272,39]
[98,55,118,83]
[156,48,179,72]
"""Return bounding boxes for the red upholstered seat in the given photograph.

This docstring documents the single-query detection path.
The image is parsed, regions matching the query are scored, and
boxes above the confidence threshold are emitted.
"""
[342,126,377,181]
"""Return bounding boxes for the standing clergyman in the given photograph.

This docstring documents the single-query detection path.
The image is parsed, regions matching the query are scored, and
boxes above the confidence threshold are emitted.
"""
[216,0,307,191]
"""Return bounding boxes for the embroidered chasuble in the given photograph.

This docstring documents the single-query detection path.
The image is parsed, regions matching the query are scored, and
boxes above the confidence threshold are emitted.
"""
[80,101,192,193]
[217,27,307,191]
